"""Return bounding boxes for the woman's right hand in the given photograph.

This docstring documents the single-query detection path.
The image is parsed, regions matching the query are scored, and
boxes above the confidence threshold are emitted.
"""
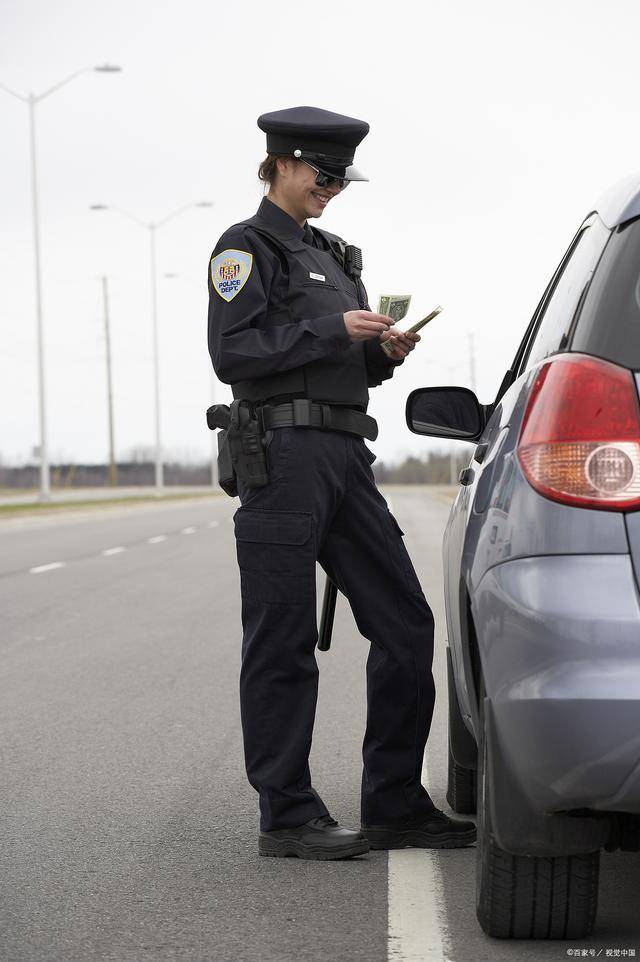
[343,311,393,342]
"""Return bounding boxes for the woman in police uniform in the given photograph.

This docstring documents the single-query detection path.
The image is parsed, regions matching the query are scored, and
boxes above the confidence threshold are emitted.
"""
[207,106,476,860]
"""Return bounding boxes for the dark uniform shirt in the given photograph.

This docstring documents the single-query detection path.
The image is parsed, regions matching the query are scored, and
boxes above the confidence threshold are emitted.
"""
[207,196,403,412]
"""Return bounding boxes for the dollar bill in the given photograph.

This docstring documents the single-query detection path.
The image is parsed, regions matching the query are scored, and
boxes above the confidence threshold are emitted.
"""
[406,305,443,334]
[379,303,443,357]
[378,295,411,356]
[377,294,411,322]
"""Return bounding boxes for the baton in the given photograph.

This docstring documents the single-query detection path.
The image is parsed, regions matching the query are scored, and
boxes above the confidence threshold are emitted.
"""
[317,575,338,651]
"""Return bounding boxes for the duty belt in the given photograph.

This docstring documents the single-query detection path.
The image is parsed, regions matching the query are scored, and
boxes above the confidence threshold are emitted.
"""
[256,399,378,442]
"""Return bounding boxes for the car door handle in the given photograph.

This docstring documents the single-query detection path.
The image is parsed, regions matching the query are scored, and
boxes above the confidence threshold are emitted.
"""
[474,442,489,463]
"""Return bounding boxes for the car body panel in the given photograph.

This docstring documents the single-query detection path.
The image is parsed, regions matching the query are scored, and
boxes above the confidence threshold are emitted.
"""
[626,510,640,592]
[474,554,640,814]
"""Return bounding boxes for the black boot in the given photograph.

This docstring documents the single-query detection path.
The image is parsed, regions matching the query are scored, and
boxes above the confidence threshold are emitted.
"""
[259,813,370,860]
[361,807,476,849]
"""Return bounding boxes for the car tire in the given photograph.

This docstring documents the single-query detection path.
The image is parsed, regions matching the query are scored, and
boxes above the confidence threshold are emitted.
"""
[475,675,600,939]
[447,740,477,815]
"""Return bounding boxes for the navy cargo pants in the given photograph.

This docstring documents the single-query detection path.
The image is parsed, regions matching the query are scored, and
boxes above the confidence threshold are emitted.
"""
[233,426,437,832]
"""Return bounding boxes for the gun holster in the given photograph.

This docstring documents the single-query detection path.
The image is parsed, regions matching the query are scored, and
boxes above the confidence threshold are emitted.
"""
[205,403,236,496]
[217,427,237,497]
[205,400,272,497]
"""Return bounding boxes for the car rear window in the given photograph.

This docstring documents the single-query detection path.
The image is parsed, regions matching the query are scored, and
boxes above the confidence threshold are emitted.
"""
[572,216,640,369]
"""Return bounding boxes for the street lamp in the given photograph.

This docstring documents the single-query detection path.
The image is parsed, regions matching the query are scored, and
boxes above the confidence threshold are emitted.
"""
[0,64,122,501]
[90,201,213,493]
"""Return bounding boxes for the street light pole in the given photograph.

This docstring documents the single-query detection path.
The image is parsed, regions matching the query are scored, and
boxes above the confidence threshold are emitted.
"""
[149,224,163,489]
[27,92,49,499]
[90,202,213,494]
[1,65,121,501]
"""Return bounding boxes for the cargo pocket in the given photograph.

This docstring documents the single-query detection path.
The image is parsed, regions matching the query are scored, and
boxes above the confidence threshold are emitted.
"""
[234,508,315,604]
[386,512,424,595]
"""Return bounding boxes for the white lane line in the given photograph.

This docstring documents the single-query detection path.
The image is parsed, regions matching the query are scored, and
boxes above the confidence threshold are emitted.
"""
[388,851,447,961]
[148,535,167,543]
[29,562,65,574]
[208,520,219,528]
[102,547,125,556]
[387,757,448,962]
[181,527,196,535]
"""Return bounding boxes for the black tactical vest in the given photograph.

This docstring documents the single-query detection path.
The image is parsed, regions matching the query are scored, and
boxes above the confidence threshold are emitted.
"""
[230,219,372,409]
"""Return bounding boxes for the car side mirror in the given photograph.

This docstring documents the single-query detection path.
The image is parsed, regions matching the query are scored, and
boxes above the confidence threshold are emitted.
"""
[405,386,485,441]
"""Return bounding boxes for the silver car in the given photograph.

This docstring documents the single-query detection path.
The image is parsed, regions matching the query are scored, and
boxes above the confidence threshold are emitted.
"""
[407,173,640,940]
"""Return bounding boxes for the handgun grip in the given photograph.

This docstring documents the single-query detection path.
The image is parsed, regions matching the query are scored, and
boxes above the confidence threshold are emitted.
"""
[206,403,231,430]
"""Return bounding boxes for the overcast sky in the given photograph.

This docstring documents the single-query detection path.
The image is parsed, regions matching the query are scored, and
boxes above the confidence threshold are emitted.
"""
[1,0,639,468]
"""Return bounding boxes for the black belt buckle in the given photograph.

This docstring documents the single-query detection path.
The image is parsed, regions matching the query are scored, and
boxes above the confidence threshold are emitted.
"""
[292,398,312,427]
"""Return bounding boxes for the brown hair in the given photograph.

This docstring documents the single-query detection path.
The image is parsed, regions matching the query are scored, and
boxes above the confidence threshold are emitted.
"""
[258,153,291,186]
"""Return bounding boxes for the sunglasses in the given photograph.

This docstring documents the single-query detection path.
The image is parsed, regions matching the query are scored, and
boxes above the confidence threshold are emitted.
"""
[302,160,350,191]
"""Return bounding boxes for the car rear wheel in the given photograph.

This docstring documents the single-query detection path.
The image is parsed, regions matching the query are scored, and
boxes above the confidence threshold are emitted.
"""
[475,676,600,939]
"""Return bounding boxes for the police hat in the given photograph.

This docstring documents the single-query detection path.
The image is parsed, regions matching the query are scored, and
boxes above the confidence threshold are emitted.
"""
[257,106,369,182]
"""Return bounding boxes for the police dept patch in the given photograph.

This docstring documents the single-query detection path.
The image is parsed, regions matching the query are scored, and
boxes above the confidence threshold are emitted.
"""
[210,249,253,302]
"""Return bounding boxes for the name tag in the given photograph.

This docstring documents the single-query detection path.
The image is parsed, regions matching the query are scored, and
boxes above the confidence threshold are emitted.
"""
[309,272,325,282]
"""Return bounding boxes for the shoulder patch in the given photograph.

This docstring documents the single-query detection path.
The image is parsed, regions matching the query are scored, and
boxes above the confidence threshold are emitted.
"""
[210,249,253,302]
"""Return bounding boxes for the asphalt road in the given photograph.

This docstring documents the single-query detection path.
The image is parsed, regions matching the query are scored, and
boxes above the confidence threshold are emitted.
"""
[1,488,639,962]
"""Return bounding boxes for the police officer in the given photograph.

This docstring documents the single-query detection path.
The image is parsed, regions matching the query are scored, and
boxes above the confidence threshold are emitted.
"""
[207,106,476,860]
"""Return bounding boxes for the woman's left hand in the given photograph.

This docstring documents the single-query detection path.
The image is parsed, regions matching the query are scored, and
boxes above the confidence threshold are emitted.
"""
[379,327,421,360]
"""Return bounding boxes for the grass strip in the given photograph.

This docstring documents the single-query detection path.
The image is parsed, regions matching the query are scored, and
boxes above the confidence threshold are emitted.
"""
[0,491,220,519]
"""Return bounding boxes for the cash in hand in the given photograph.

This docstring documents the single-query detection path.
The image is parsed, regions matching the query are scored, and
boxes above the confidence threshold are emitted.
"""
[376,295,443,357]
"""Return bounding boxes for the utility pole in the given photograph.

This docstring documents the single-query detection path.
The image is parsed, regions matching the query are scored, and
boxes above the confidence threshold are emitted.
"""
[468,332,477,393]
[101,276,117,486]
[448,365,457,485]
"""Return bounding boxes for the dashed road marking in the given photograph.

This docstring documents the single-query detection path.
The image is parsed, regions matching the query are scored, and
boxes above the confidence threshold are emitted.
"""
[23,520,230,576]
[388,850,447,961]
[387,756,448,961]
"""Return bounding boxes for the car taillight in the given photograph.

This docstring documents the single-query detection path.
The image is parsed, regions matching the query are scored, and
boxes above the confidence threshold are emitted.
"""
[517,353,640,510]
